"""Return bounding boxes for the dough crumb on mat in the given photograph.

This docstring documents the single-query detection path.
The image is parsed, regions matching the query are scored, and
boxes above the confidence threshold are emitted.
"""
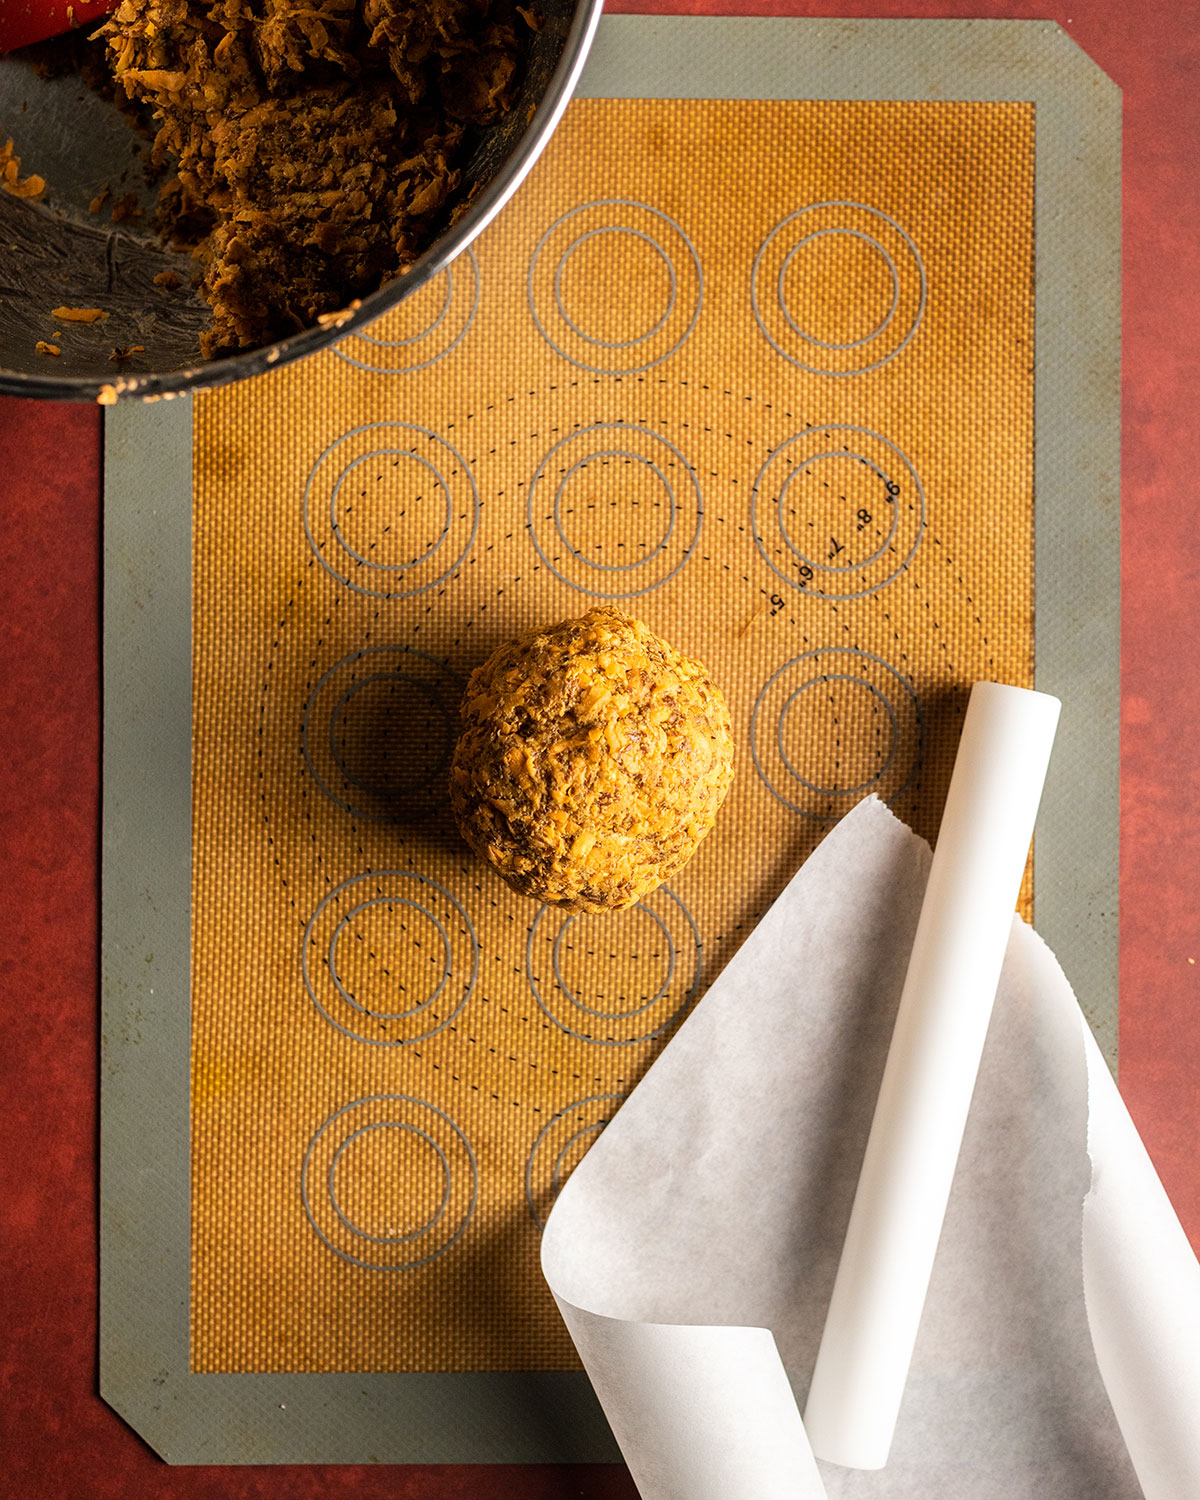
[52,306,109,322]
[1,139,46,199]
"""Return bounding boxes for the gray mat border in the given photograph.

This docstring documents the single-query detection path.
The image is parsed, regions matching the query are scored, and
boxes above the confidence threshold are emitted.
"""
[100,16,1120,1465]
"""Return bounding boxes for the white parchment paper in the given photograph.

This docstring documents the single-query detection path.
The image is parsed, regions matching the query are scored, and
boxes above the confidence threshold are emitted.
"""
[542,797,1200,1499]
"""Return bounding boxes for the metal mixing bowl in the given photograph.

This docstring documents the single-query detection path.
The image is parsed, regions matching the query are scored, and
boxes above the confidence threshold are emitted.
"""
[0,0,602,402]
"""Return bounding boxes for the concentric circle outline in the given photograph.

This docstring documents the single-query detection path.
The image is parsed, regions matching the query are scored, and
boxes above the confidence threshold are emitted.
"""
[303,421,479,600]
[302,871,479,1047]
[550,903,677,1020]
[333,248,480,373]
[328,895,453,1021]
[776,227,900,351]
[326,669,454,801]
[775,675,900,796]
[550,1122,607,1193]
[327,1121,451,1244]
[750,648,922,819]
[553,448,677,574]
[750,424,925,601]
[527,422,703,600]
[302,644,462,823]
[751,201,926,377]
[774,449,901,576]
[302,1093,478,1269]
[525,887,702,1046]
[554,225,679,349]
[359,269,452,348]
[524,1093,627,1229]
[528,199,703,374]
[329,448,453,573]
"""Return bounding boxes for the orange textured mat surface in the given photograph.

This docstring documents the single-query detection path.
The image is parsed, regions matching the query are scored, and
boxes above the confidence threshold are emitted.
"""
[191,97,1034,1372]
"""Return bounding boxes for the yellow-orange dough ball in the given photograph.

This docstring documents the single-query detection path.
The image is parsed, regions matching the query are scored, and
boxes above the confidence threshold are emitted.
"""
[450,607,735,913]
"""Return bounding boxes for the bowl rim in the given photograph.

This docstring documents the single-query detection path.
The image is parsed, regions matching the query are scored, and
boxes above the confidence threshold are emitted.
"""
[0,0,606,405]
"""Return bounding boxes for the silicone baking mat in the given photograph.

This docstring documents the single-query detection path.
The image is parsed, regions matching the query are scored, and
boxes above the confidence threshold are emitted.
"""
[190,94,1033,1376]
[101,17,1120,1462]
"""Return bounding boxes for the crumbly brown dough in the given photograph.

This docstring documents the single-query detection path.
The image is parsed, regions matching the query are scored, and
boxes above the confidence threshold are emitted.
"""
[52,306,109,322]
[109,191,142,224]
[450,608,735,913]
[1,139,46,200]
[100,0,531,357]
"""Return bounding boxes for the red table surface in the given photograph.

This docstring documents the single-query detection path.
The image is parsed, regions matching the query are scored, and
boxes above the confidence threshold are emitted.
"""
[2,3,1197,1494]
[0,2,118,56]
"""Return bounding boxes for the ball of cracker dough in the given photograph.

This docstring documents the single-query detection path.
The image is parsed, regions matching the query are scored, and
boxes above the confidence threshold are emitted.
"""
[450,607,735,913]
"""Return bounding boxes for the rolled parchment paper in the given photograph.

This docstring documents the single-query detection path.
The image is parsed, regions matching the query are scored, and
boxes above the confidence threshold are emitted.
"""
[804,681,1061,1470]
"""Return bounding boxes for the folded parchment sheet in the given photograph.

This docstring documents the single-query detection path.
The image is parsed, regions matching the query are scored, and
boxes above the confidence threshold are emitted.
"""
[542,798,1200,1500]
